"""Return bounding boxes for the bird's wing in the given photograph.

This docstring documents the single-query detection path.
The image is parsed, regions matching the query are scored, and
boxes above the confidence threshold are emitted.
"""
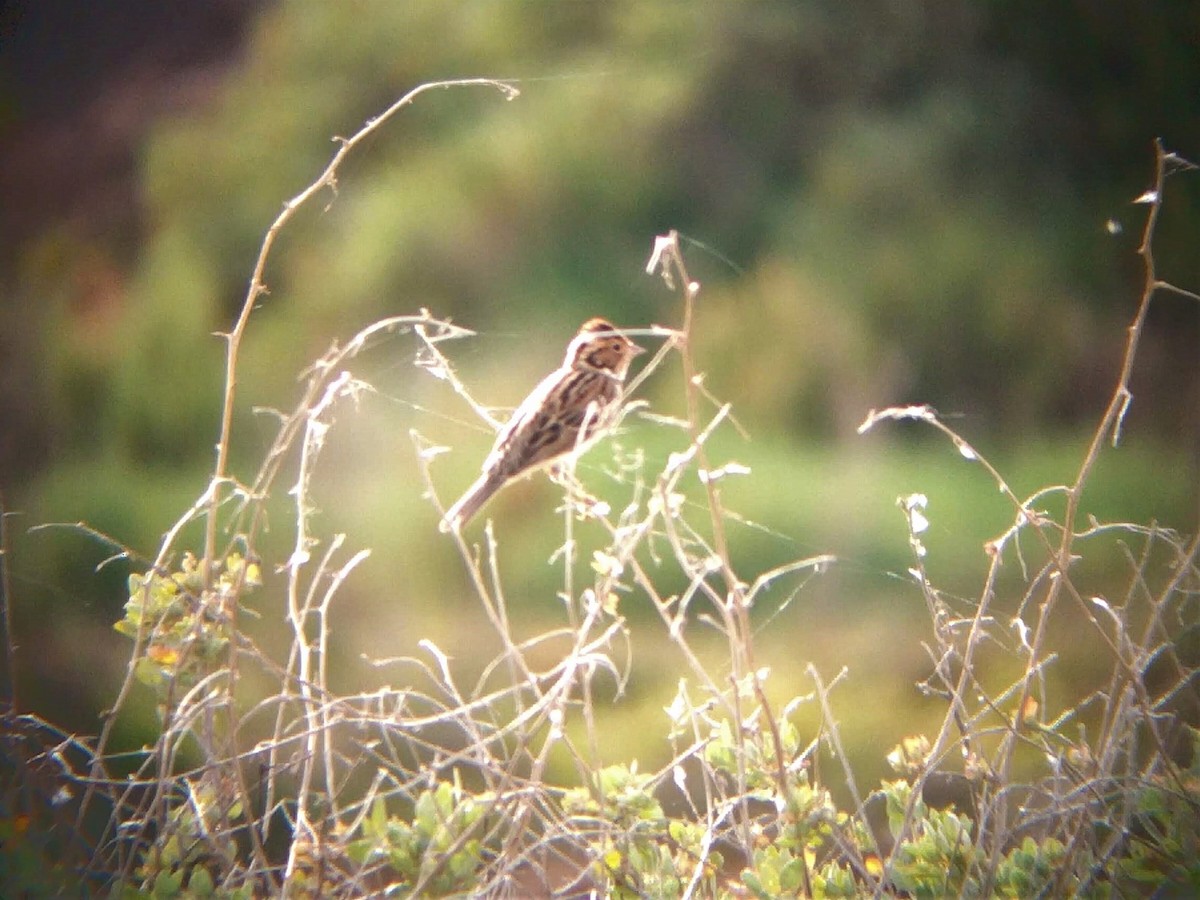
[478,367,567,476]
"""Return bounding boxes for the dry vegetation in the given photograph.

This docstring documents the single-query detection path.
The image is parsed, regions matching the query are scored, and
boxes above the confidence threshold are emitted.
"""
[1,83,1197,899]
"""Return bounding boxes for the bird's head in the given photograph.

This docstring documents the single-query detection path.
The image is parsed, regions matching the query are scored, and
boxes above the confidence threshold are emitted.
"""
[566,317,645,379]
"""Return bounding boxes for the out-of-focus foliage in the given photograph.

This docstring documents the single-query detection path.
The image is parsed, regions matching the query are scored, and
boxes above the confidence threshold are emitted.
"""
[3,1,1198,769]
[17,1,1199,473]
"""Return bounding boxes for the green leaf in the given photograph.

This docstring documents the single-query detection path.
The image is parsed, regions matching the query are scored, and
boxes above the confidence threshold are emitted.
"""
[741,870,770,900]
[161,835,182,866]
[134,656,166,688]
[187,866,214,896]
[367,796,388,840]
[779,856,807,892]
[433,780,455,819]
[414,789,437,837]
[152,868,184,898]
[114,617,139,637]
[345,838,373,866]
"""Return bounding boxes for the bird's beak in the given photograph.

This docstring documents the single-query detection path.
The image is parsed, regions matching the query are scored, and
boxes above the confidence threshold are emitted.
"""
[630,340,647,356]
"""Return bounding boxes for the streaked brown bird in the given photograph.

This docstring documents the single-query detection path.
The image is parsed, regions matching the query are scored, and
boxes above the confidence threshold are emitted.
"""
[440,317,644,532]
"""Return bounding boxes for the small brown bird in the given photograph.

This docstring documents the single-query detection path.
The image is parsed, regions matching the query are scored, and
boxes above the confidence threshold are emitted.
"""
[440,318,645,532]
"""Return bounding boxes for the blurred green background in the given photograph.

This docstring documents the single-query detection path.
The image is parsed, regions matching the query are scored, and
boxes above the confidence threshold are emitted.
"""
[1,1,1198,790]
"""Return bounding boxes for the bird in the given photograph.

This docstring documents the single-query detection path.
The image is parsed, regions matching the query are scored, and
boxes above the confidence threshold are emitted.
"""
[440,317,645,532]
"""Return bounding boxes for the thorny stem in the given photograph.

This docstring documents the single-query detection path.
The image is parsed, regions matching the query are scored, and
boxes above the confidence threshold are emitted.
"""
[647,230,781,855]
[78,79,518,894]
[203,78,517,591]
[650,234,755,672]
[872,141,1199,893]
[989,140,1182,817]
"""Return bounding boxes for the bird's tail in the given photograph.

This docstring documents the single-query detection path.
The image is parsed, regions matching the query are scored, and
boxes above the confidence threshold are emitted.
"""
[439,472,503,533]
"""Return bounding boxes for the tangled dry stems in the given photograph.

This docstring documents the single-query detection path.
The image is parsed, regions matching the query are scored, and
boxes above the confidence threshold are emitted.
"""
[0,84,1196,899]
